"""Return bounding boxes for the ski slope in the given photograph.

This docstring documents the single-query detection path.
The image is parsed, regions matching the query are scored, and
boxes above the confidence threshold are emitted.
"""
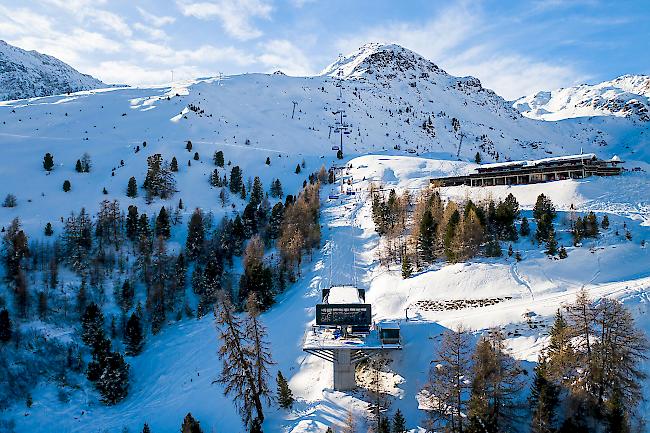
[2,42,650,432]
[5,154,650,432]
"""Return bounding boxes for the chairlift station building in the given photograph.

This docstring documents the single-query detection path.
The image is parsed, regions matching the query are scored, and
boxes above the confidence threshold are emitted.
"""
[302,286,402,390]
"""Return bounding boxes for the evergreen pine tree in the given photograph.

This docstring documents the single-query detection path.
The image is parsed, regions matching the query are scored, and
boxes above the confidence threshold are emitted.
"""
[268,202,284,240]
[155,207,171,239]
[276,371,294,409]
[337,149,343,159]
[546,228,558,256]
[142,423,151,433]
[120,280,134,312]
[44,222,54,236]
[529,357,559,433]
[485,237,502,257]
[185,141,193,152]
[0,309,12,342]
[43,152,54,171]
[96,351,130,404]
[214,150,225,167]
[186,209,205,259]
[181,413,203,433]
[250,177,264,206]
[392,409,406,433]
[379,417,390,433]
[295,164,301,174]
[230,166,243,194]
[601,214,610,229]
[240,183,247,200]
[63,180,71,192]
[558,246,568,259]
[127,176,138,198]
[124,312,144,356]
[75,159,83,172]
[193,152,199,161]
[417,209,436,264]
[81,303,105,347]
[265,156,271,165]
[126,205,139,241]
[401,253,413,279]
[474,152,481,164]
[170,157,179,172]
[520,217,531,237]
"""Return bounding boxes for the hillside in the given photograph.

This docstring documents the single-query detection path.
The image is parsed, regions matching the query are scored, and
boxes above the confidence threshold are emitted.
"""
[0,40,105,101]
[1,43,649,433]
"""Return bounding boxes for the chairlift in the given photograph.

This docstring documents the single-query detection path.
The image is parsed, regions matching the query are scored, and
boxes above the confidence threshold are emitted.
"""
[332,145,340,151]
[407,149,417,154]
[346,190,356,195]
[328,194,339,200]
[343,131,351,135]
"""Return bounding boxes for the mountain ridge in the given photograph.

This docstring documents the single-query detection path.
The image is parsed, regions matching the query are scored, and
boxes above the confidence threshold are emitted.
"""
[513,73,650,122]
[0,40,105,101]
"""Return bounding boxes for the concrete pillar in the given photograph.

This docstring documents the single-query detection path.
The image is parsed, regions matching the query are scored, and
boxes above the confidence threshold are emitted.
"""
[333,349,356,391]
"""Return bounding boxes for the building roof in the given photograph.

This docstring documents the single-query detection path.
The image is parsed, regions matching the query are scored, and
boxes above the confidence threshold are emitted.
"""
[477,153,597,171]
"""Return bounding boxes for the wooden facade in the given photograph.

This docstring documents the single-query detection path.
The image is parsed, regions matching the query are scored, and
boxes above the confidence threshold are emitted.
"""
[432,154,623,187]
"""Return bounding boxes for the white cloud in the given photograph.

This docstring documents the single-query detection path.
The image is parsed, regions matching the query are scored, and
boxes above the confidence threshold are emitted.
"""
[257,39,313,76]
[128,39,256,67]
[177,0,272,40]
[444,51,588,100]
[133,22,169,40]
[136,7,176,27]
[87,9,132,37]
[334,3,479,63]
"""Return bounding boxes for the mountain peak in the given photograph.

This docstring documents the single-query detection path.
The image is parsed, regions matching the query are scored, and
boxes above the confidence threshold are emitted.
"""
[320,42,447,81]
[514,74,650,121]
[0,39,105,101]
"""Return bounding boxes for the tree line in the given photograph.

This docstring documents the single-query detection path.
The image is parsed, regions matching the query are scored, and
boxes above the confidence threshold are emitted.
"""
[421,290,648,433]
[371,184,628,278]
[0,158,328,410]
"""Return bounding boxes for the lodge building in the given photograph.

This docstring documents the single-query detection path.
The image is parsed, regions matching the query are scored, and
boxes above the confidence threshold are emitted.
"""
[431,153,624,187]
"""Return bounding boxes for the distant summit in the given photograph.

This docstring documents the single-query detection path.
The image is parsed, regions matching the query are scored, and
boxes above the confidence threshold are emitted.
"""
[0,40,105,101]
[320,43,447,81]
[513,74,650,122]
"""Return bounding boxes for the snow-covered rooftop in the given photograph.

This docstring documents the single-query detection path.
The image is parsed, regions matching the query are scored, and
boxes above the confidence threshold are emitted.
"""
[478,153,597,170]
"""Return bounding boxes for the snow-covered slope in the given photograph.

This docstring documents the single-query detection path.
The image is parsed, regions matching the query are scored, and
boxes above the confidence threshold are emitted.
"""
[0,40,105,101]
[513,74,650,122]
[2,42,650,433]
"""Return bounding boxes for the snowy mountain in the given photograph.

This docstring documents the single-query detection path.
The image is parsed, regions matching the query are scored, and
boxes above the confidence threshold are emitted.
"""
[0,40,105,101]
[513,74,650,122]
[1,42,650,433]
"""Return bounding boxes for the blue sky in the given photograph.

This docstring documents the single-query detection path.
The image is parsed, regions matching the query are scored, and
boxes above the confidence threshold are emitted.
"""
[0,0,648,99]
